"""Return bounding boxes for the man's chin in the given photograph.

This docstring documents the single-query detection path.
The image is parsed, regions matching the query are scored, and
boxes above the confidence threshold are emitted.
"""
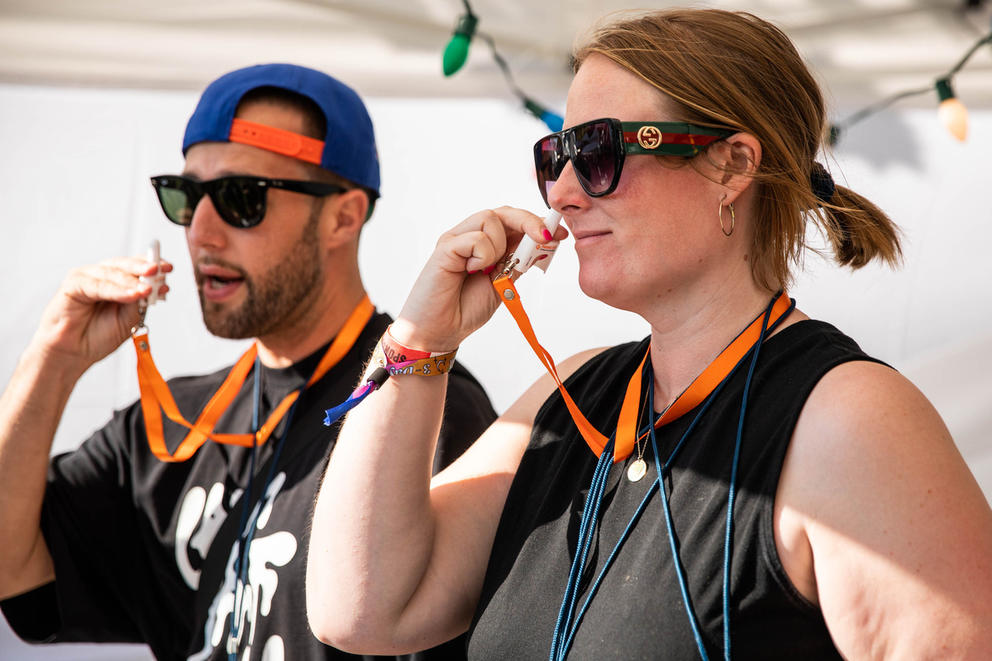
[203,324,253,340]
[200,302,258,340]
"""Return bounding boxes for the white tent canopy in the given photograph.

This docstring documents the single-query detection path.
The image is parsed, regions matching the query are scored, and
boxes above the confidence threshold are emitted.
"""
[1,3,991,659]
[2,0,991,106]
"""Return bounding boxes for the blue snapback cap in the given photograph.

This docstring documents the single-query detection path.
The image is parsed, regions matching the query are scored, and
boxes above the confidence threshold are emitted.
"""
[183,63,380,196]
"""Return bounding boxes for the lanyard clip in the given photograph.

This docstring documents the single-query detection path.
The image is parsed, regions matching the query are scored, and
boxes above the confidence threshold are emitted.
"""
[132,239,163,336]
[498,256,520,280]
[499,210,561,281]
[131,298,148,337]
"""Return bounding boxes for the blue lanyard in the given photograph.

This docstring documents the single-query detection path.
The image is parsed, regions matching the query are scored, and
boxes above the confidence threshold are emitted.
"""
[549,294,790,661]
[228,355,300,660]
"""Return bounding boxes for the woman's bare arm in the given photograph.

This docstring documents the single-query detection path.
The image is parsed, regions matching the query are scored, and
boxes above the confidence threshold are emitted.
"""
[305,207,574,653]
[776,361,992,659]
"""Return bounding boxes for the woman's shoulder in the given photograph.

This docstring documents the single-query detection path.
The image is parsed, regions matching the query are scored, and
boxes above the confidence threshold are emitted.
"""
[758,317,889,389]
[779,354,992,656]
[768,317,873,357]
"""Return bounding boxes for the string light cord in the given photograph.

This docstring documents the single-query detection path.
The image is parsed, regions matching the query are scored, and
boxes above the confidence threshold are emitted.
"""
[829,85,932,144]
[947,28,992,76]
[474,30,564,130]
[829,22,992,144]
[442,0,563,131]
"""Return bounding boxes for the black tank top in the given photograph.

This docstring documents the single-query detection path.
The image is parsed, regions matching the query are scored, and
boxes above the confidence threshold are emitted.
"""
[467,320,884,660]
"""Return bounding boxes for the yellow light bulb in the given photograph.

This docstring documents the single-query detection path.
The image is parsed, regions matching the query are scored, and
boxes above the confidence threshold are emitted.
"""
[935,78,968,142]
[938,97,968,141]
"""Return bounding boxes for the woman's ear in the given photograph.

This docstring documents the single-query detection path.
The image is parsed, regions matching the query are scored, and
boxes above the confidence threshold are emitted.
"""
[712,132,762,204]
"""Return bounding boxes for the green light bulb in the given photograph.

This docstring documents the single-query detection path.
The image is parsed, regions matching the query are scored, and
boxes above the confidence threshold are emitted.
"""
[443,33,471,76]
[441,13,477,77]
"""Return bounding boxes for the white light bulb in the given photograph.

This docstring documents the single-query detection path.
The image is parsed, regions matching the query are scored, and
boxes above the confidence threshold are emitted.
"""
[938,97,968,141]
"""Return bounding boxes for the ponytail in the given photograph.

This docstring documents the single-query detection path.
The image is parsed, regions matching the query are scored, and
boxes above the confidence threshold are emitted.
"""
[576,9,904,290]
[818,184,902,269]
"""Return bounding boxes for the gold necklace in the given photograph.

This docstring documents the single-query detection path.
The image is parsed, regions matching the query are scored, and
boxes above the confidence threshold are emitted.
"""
[626,382,678,483]
[626,386,654,482]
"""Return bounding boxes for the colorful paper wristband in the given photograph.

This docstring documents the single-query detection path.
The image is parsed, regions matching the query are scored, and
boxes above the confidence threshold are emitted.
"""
[371,334,457,377]
[381,326,456,360]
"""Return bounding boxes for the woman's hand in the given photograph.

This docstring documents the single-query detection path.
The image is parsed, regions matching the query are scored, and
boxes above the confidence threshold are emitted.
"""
[391,206,566,351]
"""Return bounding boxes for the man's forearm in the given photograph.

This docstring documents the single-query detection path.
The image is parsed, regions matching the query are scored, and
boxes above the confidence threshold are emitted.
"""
[0,341,84,597]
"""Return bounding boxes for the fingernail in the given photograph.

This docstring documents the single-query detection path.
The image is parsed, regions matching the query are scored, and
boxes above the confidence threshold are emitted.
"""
[537,254,549,261]
[483,265,496,275]
[468,269,479,274]
[542,229,553,242]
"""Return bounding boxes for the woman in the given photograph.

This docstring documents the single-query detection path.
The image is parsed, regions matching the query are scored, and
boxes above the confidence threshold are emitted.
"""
[307,9,992,659]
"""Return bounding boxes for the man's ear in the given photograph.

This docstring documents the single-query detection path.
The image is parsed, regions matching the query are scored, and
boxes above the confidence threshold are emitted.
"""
[320,189,369,248]
[711,132,762,205]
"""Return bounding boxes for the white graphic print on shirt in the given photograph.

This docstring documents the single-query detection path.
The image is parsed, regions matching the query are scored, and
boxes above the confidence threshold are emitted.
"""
[176,482,240,589]
[184,472,297,660]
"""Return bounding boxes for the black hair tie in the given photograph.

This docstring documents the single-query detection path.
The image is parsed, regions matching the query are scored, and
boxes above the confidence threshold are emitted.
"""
[810,162,835,205]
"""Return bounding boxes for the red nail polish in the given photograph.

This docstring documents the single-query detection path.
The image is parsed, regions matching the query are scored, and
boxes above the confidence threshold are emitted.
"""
[483,265,496,275]
[542,229,553,242]
[537,254,549,261]
[468,270,479,274]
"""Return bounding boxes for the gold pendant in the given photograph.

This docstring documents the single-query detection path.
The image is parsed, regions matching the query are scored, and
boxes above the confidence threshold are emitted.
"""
[626,458,647,482]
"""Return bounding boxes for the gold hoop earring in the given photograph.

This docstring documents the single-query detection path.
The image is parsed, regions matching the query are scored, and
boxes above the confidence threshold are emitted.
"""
[719,197,735,237]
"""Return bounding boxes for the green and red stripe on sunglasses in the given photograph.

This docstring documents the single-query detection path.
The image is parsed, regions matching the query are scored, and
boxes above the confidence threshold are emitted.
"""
[533,117,735,206]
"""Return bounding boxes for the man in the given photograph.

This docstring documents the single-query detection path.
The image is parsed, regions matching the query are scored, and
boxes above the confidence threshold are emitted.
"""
[0,64,496,660]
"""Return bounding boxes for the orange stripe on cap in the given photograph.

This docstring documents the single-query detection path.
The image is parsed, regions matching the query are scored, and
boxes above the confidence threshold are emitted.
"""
[228,118,324,165]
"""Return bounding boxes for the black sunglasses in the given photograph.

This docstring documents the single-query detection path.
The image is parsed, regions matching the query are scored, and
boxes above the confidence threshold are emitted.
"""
[533,118,735,206]
[150,175,347,228]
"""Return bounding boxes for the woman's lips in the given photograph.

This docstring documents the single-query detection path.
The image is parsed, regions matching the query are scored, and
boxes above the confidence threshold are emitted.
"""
[572,229,611,247]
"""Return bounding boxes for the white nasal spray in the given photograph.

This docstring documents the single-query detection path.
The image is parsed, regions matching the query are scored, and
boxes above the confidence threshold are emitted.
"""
[140,239,166,305]
[506,210,562,280]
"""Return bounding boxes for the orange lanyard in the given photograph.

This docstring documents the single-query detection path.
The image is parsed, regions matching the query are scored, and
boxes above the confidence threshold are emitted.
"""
[491,275,791,463]
[131,296,375,462]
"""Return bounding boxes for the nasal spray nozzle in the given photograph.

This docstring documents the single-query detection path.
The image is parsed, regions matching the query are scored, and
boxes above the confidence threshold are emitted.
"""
[140,239,166,305]
[501,210,562,280]
[134,240,166,334]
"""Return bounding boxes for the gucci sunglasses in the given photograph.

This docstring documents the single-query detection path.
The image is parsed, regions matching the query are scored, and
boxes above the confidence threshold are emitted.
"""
[150,175,347,228]
[533,117,735,206]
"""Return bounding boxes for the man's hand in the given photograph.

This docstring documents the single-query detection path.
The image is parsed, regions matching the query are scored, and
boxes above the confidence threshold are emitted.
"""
[0,253,171,599]
[32,256,172,376]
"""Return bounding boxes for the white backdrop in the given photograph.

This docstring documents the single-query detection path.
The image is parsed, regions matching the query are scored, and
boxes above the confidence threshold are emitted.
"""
[1,83,990,659]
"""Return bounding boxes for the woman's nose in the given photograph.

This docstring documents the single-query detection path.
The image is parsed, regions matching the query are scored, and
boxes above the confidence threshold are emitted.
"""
[546,159,587,211]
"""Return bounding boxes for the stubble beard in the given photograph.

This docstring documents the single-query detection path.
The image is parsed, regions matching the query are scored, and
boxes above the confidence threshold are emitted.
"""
[198,210,323,340]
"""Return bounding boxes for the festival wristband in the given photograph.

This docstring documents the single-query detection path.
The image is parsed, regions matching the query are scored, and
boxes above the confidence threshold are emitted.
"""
[372,330,457,376]
[324,330,455,426]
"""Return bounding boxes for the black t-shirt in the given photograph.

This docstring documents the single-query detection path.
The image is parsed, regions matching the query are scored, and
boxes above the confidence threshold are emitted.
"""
[468,320,884,660]
[2,311,496,661]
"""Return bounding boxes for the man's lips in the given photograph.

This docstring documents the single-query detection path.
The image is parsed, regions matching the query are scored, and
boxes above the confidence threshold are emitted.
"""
[196,263,246,301]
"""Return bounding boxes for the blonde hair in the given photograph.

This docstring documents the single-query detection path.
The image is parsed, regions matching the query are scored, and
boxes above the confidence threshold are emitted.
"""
[574,9,901,289]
